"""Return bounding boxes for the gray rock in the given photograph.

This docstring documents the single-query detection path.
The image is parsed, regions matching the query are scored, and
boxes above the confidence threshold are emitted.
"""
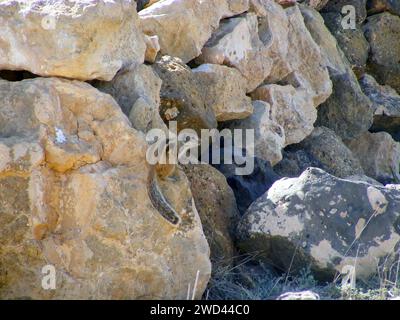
[285,126,365,178]
[237,168,400,281]
[322,0,367,24]
[360,74,400,140]
[367,0,400,17]
[300,6,373,140]
[364,12,400,93]
[345,131,400,184]
[322,12,369,76]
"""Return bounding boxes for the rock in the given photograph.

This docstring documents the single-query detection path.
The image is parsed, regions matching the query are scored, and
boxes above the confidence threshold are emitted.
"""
[345,131,400,184]
[345,174,383,186]
[237,168,400,280]
[303,0,329,10]
[360,74,400,140]
[192,64,254,121]
[277,290,320,300]
[316,71,373,140]
[224,100,285,166]
[367,0,400,16]
[198,3,332,99]
[93,63,165,133]
[196,13,271,92]
[152,56,217,133]
[364,12,400,93]
[0,0,146,81]
[290,127,364,178]
[322,0,368,24]
[144,35,160,63]
[282,5,332,107]
[300,6,373,140]
[0,77,211,299]
[322,12,369,76]
[250,84,316,146]
[214,153,281,214]
[139,0,249,63]
[274,148,326,178]
[182,164,240,267]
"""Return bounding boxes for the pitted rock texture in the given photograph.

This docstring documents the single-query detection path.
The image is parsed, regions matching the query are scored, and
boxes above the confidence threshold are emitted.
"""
[0,77,211,299]
[237,168,400,280]
[0,0,146,81]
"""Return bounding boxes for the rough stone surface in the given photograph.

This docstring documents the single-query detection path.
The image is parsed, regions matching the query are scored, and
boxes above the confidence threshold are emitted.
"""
[291,126,364,178]
[322,12,370,76]
[367,0,400,16]
[345,131,400,184]
[139,0,249,63]
[274,148,326,178]
[0,77,211,299]
[251,84,316,146]
[196,12,272,92]
[93,63,165,133]
[364,12,400,93]
[303,0,329,10]
[322,0,367,24]
[300,6,373,140]
[237,168,400,280]
[360,74,400,140]
[182,164,240,267]
[193,64,254,121]
[224,100,285,166]
[152,56,217,133]
[0,0,146,81]
[198,3,332,98]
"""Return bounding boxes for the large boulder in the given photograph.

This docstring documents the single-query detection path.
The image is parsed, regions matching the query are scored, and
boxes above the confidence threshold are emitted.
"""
[152,56,217,133]
[192,64,254,122]
[0,77,211,299]
[300,6,373,140]
[345,131,400,184]
[364,12,400,93]
[224,100,285,166]
[0,0,146,81]
[237,168,400,280]
[360,74,400,140]
[182,164,240,267]
[139,0,249,63]
[93,63,165,133]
